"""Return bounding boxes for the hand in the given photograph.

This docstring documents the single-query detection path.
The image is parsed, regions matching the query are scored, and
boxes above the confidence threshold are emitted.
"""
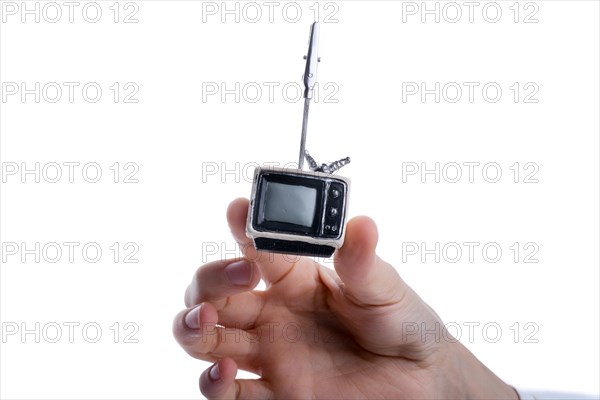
[173,198,518,399]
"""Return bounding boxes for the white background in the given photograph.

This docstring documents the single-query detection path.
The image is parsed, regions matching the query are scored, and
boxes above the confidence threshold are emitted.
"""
[1,1,599,399]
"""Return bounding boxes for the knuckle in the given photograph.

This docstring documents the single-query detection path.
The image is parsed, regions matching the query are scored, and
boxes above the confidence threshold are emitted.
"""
[220,296,233,313]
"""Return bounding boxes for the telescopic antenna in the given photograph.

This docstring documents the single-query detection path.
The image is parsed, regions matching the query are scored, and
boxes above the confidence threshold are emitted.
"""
[297,23,350,174]
[298,22,320,170]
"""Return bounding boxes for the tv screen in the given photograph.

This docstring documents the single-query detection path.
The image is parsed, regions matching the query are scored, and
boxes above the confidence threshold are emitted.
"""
[262,182,317,227]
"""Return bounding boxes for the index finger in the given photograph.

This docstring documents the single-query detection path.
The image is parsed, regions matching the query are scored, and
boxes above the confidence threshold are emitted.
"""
[184,258,262,307]
[226,198,316,286]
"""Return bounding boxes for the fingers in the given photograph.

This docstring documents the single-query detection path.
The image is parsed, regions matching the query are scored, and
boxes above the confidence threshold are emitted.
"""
[226,198,254,250]
[227,198,317,287]
[200,358,273,400]
[333,216,407,307]
[185,258,261,307]
[172,303,259,370]
[185,257,265,328]
[209,291,265,328]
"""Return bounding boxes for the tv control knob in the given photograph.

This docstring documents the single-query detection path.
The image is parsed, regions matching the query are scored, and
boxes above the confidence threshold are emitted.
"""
[328,207,338,217]
[330,189,340,199]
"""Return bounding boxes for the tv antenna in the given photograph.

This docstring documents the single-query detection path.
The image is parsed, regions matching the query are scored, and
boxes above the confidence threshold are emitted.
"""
[298,22,350,174]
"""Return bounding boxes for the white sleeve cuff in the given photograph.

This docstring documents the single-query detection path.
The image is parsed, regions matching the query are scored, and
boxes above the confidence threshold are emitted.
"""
[514,387,599,400]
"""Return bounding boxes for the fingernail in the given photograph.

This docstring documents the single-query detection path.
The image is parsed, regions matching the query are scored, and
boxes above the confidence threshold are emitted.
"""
[184,304,202,330]
[209,363,221,381]
[225,260,252,286]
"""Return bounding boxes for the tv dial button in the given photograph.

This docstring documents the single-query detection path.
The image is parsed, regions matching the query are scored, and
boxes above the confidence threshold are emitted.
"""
[328,207,338,217]
[330,189,340,199]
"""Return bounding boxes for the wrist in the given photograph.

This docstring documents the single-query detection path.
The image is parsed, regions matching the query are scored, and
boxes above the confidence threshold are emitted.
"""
[439,341,519,400]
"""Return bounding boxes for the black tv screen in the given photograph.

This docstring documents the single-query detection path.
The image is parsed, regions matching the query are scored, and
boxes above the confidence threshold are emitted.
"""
[261,182,317,227]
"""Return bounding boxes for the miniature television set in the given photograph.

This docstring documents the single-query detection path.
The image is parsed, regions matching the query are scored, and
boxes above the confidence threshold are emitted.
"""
[244,22,351,257]
[246,167,350,257]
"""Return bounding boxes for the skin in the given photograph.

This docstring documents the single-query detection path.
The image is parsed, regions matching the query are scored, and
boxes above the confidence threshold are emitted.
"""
[173,198,520,399]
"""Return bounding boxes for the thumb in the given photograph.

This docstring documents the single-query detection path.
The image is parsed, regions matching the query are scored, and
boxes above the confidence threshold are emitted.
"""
[334,216,407,306]
[332,216,443,358]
